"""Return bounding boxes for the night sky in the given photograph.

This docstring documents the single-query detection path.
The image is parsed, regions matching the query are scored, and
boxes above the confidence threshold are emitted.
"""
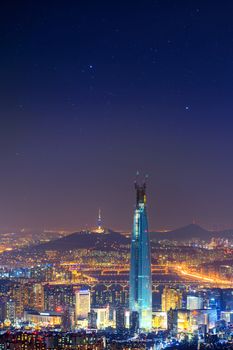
[1,1,233,232]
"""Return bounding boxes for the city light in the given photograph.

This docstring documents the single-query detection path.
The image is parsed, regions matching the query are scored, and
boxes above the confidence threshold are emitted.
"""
[0,1,232,349]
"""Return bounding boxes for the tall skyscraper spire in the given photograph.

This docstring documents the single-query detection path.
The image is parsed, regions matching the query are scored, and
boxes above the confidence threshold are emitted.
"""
[129,176,152,331]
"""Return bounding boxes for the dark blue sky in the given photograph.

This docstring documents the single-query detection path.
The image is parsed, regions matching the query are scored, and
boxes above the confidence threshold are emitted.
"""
[1,1,233,231]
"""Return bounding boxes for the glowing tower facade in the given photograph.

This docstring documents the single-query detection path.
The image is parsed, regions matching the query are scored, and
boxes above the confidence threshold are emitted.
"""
[129,181,152,330]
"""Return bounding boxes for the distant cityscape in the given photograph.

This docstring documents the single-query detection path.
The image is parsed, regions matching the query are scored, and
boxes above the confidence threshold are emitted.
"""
[0,183,231,349]
[2,0,233,348]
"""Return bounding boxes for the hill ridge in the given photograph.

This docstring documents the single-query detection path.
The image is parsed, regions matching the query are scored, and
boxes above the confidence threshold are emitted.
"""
[30,224,233,252]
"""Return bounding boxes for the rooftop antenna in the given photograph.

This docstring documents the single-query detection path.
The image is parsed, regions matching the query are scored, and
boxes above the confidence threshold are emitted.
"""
[97,209,102,230]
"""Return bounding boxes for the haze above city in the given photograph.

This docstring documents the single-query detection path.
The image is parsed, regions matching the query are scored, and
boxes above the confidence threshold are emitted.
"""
[1,1,233,232]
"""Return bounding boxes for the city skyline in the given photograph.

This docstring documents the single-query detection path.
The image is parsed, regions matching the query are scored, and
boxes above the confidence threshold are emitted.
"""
[0,2,233,348]
[1,1,233,231]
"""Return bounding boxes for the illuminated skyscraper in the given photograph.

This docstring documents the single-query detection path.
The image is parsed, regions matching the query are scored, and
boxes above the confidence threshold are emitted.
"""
[187,295,203,310]
[75,289,91,320]
[93,306,110,329]
[129,180,152,330]
[162,287,182,312]
[33,283,44,311]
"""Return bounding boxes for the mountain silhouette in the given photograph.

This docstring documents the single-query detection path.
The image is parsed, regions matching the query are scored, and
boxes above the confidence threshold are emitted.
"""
[31,224,233,252]
[32,229,129,252]
[150,223,233,241]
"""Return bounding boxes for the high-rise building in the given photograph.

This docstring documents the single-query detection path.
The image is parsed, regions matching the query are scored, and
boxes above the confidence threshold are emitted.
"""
[5,300,16,324]
[115,306,126,330]
[93,306,110,329]
[167,309,178,334]
[167,309,190,334]
[75,289,91,320]
[12,283,34,318]
[0,298,6,323]
[62,306,75,331]
[88,310,98,329]
[152,311,167,330]
[91,285,129,307]
[124,309,130,329]
[220,311,233,323]
[44,285,73,312]
[190,309,217,332]
[33,283,44,311]
[187,295,203,310]
[162,287,182,312]
[129,180,152,331]
[130,311,139,333]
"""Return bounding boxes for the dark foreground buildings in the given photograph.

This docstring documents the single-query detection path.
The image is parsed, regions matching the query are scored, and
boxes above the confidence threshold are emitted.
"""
[0,331,105,350]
